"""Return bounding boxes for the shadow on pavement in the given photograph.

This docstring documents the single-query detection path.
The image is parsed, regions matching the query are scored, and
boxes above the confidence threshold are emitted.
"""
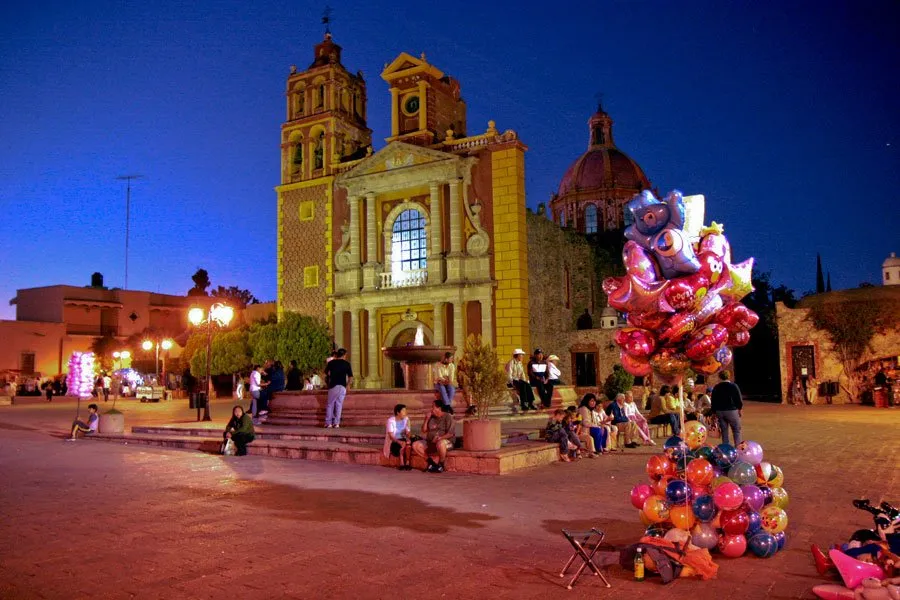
[163,479,500,534]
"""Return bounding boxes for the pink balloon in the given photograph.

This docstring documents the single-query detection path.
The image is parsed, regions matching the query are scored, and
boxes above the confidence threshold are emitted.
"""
[604,275,672,315]
[623,241,660,283]
[685,323,729,360]
[694,291,724,326]
[620,352,653,377]
[663,273,709,311]
[699,232,731,261]
[828,549,885,589]
[627,311,668,330]
[810,585,856,600]
[615,328,657,358]
[631,483,654,510]
[717,533,747,558]
[728,331,751,347]
[657,312,697,344]
[697,251,727,291]
[713,482,744,511]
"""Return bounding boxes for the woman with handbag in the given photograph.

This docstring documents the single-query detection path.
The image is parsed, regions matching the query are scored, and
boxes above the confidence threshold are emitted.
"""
[224,405,255,456]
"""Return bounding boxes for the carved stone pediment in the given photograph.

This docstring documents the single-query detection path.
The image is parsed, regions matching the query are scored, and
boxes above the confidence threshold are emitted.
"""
[335,142,465,195]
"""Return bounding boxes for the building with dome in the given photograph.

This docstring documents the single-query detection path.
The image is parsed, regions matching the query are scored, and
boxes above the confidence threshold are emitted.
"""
[549,105,652,234]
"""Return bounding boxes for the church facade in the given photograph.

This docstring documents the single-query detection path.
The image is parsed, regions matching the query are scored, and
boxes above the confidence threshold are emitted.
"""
[276,35,530,388]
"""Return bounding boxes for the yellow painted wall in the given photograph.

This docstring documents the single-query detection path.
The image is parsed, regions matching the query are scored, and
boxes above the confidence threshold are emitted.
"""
[490,145,530,360]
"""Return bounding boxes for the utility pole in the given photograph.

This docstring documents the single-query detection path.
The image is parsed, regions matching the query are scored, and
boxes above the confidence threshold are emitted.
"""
[116,175,142,289]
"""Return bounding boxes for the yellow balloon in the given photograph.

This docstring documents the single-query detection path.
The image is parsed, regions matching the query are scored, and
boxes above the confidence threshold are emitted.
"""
[771,487,789,509]
[769,466,784,488]
[760,506,788,534]
[670,505,696,530]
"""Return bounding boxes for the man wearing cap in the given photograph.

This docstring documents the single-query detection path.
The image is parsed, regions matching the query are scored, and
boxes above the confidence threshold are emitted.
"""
[528,348,552,409]
[507,349,537,412]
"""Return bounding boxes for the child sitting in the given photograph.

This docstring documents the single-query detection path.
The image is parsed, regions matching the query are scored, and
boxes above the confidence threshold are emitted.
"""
[546,409,583,462]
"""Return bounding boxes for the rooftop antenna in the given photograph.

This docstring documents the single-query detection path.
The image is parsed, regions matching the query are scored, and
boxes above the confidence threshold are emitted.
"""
[322,5,333,35]
[116,175,142,289]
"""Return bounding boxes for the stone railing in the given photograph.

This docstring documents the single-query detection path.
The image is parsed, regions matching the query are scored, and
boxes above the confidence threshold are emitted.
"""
[332,157,365,174]
[379,269,427,289]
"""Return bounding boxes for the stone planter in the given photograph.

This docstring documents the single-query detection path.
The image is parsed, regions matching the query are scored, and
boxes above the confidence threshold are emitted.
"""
[99,412,125,434]
[463,419,501,452]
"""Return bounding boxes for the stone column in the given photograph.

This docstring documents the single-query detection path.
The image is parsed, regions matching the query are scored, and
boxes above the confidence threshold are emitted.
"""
[417,80,428,132]
[348,196,361,267]
[390,88,399,138]
[452,301,464,349]
[333,308,344,350]
[433,302,445,346]
[449,180,462,255]
[480,295,494,346]
[350,309,361,381]
[363,192,379,290]
[428,182,443,284]
[367,308,379,387]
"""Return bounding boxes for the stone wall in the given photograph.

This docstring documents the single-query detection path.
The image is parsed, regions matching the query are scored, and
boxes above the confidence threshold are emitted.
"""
[776,300,900,404]
[526,210,597,378]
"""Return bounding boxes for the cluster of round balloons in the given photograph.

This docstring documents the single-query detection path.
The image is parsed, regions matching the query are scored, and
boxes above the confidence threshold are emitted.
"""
[605,190,758,377]
[630,424,789,559]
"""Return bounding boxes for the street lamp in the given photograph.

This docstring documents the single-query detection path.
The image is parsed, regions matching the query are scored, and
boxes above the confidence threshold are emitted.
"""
[142,338,174,388]
[188,303,234,421]
[111,350,131,399]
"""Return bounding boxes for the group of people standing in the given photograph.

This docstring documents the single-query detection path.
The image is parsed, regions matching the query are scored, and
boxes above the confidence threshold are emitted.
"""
[506,348,562,412]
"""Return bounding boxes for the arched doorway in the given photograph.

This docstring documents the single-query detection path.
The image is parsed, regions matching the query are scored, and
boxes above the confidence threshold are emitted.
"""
[382,321,434,388]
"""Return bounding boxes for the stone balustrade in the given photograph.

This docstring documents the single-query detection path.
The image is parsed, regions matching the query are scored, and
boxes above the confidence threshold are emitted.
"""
[379,268,428,289]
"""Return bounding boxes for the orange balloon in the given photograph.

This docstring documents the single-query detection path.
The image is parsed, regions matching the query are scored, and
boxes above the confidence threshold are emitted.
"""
[670,505,696,530]
[647,455,676,481]
[639,510,653,526]
[642,495,671,524]
[653,476,671,497]
[686,458,714,486]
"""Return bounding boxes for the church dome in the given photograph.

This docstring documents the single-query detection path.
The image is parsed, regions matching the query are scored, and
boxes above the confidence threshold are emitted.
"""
[557,146,650,196]
[883,252,900,268]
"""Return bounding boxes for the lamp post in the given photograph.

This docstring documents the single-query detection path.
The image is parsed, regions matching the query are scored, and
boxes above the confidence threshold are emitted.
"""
[111,350,131,399]
[188,303,234,421]
[142,338,174,386]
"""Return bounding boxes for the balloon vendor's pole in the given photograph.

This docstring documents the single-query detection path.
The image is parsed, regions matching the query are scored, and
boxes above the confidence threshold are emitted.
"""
[677,374,685,440]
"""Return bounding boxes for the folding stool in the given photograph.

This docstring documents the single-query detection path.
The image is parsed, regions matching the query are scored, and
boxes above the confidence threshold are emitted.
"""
[558,528,612,590]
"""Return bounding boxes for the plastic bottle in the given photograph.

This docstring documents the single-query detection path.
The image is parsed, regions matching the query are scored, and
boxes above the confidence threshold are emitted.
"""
[634,547,645,582]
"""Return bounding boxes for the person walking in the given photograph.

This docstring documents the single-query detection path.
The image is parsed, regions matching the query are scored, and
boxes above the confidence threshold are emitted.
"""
[710,370,743,446]
[324,348,353,428]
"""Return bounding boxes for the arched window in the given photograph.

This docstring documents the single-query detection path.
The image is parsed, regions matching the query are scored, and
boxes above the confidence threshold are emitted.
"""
[584,204,598,234]
[391,209,427,280]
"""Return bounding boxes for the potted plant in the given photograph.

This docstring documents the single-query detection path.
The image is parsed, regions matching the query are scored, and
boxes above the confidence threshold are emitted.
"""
[457,334,509,452]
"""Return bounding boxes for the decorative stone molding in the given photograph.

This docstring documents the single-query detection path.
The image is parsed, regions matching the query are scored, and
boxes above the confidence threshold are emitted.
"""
[334,222,352,271]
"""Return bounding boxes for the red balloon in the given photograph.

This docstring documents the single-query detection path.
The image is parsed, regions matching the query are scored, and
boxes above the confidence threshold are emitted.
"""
[720,509,750,535]
[663,273,709,311]
[620,352,652,377]
[685,324,729,360]
[728,331,751,347]
[699,231,731,261]
[658,312,697,344]
[716,302,759,332]
[718,533,747,558]
[615,328,657,358]
[627,312,668,330]
[646,454,677,481]
[631,483,655,510]
[697,251,727,290]
[686,458,715,486]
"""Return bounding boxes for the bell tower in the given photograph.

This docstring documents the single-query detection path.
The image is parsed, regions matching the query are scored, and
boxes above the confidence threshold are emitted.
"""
[280,33,372,184]
[381,52,467,146]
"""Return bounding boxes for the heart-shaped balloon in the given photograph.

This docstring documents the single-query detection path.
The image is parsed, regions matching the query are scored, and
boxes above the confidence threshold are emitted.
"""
[685,323,729,360]
[664,273,709,311]
[615,328,657,358]
[716,303,759,331]
[621,351,652,376]
[658,311,697,344]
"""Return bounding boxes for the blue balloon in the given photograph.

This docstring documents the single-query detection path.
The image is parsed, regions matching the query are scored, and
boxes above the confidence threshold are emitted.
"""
[665,479,692,506]
[692,494,717,522]
[746,511,762,535]
[759,485,774,506]
[713,444,738,469]
[774,532,786,551]
[748,532,778,558]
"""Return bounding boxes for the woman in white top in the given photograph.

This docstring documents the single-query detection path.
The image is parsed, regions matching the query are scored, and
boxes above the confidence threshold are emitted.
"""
[546,354,562,385]
[384,403,413,470]
[623,391,655,445]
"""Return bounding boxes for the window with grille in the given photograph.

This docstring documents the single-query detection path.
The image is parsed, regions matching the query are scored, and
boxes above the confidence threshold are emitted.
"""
[585,204,598,234]
[391,209,427,273]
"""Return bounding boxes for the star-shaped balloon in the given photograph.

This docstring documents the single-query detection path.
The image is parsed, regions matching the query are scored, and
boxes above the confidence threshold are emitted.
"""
[720,258,754,302]
[699,221,725,237]
[605,275,673,315]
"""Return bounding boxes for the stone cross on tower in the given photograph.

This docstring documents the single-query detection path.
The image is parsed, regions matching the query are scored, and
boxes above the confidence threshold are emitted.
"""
[321,6,333,34]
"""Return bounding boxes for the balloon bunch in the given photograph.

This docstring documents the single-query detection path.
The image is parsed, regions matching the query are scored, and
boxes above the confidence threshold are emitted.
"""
[605,190,758,377]
[630,428,790,560]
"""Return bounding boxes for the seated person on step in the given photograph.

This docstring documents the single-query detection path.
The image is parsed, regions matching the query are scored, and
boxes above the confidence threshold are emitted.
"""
[607,393,639,448]
[384,403,413,470]
[545,409,583,462]
[67,403,99,441]
[413,400,455,473]
[224,405,256,456]
[565,405,596,457]
[648,385,680,436]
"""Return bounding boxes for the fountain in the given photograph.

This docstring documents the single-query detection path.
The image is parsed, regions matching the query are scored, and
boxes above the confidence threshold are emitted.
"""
[382,325,455,390]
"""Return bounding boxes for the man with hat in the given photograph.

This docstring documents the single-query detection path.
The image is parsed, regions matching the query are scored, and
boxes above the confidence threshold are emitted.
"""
[528,348,552,408]
[507,349,537,412]
[546,353,562,391]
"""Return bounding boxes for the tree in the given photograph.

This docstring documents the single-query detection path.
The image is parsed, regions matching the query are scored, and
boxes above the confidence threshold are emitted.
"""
[603,364,634,400]
[188,268,211,297]
[456,335,510,419]
[247,312,332,373]
[807,298,900,402]
[211,285,259,309]
[816,253,825,294]
[190,328,251,377]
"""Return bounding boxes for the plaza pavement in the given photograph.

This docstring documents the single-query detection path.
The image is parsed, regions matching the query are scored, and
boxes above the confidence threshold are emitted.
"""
[0,397,897,600]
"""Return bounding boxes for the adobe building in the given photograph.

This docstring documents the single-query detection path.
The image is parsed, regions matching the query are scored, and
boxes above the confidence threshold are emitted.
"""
[276,34,661,394]
[775,254,900,404]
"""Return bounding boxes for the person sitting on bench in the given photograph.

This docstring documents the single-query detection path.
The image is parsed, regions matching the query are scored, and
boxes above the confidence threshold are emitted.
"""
[67,404,99,440]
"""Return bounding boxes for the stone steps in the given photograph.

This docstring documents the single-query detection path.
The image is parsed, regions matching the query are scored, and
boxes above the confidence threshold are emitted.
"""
[86,430,559,474]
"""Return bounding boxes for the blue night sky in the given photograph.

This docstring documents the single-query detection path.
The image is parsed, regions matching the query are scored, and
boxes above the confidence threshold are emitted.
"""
[1,0,897,320]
